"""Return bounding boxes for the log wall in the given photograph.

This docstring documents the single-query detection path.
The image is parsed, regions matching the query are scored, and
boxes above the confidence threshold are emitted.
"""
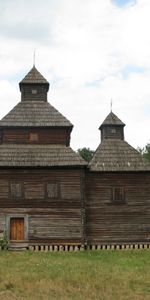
[86,172,150,244]
[1,128,70,145]
[21,85,48,102]
[0,169,85,244]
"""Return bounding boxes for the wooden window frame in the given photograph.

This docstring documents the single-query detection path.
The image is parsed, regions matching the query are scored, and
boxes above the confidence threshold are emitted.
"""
[46,182,60,200]
[110,128,116,134]
[10,182,23,199]
[112,187,125,204]
[29,132,39,143]
[31,89,37,94]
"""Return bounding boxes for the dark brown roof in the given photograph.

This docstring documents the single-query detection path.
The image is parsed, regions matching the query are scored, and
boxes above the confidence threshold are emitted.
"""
[0,144,86,167]
[19,66,49,85]
[99,112,125,129]
[0,101,73,127]
[89,139,150,172]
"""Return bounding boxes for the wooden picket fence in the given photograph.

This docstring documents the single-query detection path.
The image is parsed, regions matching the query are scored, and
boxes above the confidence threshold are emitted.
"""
[28,243,150,252]
[1,243,150,251]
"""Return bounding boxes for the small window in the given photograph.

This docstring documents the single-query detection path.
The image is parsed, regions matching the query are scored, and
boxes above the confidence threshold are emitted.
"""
[47,183,58,199]
[112,187,125,204]
[110,128,116,134]
[32,89,37,94]
[11,182,22,198]
[29,132,38,142]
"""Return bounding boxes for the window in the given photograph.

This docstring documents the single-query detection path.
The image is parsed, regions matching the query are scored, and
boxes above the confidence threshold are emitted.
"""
[11,182,22,198]
[31,89,37,94]
[29,132,39,142]
[112,187,125,204]
[47,183,59,199]
[110,128,116,134]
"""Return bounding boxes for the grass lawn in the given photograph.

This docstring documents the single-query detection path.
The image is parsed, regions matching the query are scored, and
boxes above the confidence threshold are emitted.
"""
[0,250,150,300]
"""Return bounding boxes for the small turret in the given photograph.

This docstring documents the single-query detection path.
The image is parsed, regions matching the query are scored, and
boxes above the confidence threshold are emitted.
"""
[99,111,125,141]
[19,66,49,102]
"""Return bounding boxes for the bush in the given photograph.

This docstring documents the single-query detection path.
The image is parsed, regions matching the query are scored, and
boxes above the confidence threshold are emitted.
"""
[0,231,8,250]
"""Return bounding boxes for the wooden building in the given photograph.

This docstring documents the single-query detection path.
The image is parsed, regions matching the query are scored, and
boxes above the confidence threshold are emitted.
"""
[86,112,150,247]
[0,66,86,250]
[0,66,150,250]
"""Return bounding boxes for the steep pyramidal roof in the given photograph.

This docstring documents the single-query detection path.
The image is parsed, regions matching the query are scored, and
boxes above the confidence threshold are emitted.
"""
[0,66,72,127]
[0,101,73,127]
[89,111,150,172]
[19,66,49,86]
[0,66,86,167]
[100,111,125,128]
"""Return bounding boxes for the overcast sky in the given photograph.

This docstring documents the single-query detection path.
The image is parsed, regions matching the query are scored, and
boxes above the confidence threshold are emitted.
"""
[0,0,149,150]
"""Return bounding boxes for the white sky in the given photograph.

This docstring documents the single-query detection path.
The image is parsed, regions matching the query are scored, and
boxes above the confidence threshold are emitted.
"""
[0,0,149,151]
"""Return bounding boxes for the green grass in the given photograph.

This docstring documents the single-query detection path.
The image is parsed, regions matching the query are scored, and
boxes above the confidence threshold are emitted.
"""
[0,250,150,300]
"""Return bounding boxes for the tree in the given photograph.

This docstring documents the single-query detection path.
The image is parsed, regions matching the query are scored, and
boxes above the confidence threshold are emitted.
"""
[77,147,94,162]
[137,143,150,161]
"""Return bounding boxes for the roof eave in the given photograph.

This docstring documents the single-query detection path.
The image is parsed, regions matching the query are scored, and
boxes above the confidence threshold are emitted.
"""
[99,123,125,130]
[19,81,50,91]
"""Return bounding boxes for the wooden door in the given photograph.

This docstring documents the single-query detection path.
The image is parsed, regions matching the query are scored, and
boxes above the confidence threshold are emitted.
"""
[10,218,24,240]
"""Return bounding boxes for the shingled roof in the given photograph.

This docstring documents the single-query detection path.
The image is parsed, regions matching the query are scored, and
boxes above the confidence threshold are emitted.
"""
[19,66,49,86]
[99,112,125,129]
[0,101,73,127]
[0,144,86,167]
[89,139,150,172]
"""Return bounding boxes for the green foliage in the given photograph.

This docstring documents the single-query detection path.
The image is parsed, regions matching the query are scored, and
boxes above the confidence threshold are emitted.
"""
[137,143,150,161]
[77,147,94,162]
[0,231,8,250]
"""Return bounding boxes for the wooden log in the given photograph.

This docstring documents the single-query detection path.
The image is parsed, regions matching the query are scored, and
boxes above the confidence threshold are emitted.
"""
[35,245,39,252]
[65,245,68,251]
[74,246,79,251]
[45,245,48,252]
[29,246,34,251]
[49,245,53,252]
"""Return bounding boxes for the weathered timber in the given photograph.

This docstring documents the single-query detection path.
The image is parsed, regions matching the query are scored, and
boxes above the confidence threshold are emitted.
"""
[0,66,150,249]
[2,128,71,146]
[86,172,150,244]
[0,169,84,244]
